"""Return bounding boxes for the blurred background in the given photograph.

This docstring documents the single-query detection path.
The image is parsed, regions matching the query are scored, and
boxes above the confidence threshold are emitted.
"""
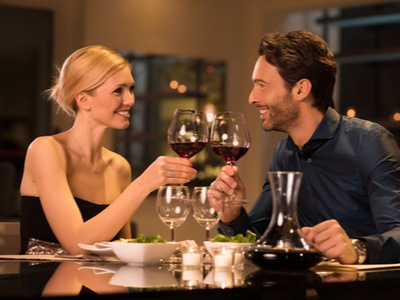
[0,0,399,244]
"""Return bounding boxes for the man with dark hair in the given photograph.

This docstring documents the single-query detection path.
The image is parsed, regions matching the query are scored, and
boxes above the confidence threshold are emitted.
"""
[210,30,400,264]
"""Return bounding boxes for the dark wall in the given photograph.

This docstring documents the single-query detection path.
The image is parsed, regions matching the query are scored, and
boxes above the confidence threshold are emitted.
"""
[0,5,53,219]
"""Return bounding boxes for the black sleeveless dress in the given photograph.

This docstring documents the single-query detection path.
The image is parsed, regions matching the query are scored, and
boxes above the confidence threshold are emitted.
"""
[19,196,119,254]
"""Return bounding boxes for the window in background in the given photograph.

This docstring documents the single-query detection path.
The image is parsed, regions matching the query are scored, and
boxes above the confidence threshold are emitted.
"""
[115,53,227,187]
[318,2,400,144]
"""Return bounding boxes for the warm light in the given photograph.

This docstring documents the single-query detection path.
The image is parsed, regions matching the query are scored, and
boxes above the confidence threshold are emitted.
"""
[393,112,400,122]
[169,80,179,89]
[206,112,214,123]
[177,84,187,93]
[346,108,356,117]
[204,103,217,123]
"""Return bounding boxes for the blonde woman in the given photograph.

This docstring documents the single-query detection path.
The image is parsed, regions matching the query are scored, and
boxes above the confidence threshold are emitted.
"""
[19,45,196,255]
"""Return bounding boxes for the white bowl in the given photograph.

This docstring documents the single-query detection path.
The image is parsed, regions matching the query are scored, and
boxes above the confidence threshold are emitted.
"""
[109,241,179,265]
[109,265,178,288]
[203,241,253,257]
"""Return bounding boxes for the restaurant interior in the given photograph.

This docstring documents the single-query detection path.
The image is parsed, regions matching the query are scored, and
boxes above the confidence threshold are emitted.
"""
[1,1,400,299]
[0,0,399,252]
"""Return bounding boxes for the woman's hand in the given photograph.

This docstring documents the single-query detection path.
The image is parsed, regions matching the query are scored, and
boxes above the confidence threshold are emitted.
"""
[209,165,246,223]
[138,156,197,191]
[301,219,358,264]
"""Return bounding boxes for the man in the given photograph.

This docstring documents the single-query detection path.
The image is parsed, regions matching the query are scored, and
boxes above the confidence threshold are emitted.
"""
[210,30,400,264]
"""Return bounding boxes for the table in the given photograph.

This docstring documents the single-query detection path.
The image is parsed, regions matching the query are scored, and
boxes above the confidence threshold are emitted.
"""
[1,257,400,299]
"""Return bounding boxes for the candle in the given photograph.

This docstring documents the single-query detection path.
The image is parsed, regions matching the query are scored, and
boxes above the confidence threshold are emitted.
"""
[213,247,234,268]
[182,245,202,268]
[233,252,245,270]
[182,252,201,266]
[214,254,233,267]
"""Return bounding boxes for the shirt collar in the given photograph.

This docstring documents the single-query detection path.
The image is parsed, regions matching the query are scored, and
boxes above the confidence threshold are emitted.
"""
[286,107,341,152]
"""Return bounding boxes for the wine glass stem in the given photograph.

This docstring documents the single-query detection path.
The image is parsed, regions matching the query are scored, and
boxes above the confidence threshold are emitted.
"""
[225,161,237,200]
[170,228,175,241]
[205,229,210,241]
[176,157,189,197]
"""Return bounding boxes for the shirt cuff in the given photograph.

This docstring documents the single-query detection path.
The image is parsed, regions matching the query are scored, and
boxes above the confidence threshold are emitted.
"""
[217,207,253,236]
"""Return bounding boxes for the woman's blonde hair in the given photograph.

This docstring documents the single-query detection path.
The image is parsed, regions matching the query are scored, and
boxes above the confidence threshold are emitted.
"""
[48,45,129,116]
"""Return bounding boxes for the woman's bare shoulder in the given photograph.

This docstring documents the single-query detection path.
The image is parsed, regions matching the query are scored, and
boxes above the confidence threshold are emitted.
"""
[28,135,64,153]
[21,135,68,194]
[103,148,131,174]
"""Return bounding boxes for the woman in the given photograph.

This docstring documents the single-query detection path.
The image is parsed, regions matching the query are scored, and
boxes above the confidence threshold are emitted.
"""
[19,45,196,255]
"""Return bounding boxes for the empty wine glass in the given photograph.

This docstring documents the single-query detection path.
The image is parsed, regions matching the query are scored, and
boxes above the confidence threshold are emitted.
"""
[210,111,251,204]
[156,185,191,241]
[191,186,224,241]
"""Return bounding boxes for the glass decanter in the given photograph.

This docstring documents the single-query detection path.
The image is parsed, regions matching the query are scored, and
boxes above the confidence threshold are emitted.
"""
[245,171,323,270]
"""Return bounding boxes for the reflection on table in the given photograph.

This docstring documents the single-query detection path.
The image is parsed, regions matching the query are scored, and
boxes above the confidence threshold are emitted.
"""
[2,259,400,299]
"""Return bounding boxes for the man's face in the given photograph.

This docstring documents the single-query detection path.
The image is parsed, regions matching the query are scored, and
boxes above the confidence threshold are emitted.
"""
[249,56,300,133]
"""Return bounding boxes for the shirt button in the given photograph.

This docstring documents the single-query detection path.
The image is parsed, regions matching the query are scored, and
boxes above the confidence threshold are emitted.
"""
[307,158,312,163]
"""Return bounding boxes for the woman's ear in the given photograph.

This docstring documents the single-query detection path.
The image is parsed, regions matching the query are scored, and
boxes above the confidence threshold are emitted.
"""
[75,92,91,111]
[293,79,312,100]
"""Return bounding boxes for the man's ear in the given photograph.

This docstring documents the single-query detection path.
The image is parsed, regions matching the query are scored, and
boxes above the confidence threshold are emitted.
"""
[75,92,91,111]
[293,79,312,100]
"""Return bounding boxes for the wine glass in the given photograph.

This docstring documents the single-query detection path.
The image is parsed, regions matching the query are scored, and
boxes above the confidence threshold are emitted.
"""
[210,111,251,203]
[168,109,209,159]
[191,186,224,241]
[156,185,191,241]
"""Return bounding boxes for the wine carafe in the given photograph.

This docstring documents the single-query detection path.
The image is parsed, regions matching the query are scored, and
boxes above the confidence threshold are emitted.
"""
[245,171,323,270]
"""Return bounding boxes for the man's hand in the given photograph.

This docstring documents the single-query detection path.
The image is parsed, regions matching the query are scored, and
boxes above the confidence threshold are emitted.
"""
[301,219,358,264]
[209,165,246,223]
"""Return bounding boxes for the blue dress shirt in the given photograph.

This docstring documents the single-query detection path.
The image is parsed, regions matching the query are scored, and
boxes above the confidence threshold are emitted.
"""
[219,107,400,263]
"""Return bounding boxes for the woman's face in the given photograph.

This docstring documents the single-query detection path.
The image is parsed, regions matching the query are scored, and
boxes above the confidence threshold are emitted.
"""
[86,66,135,130]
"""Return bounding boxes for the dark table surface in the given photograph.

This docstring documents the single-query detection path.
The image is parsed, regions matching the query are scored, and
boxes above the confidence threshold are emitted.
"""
[1,258,400,300]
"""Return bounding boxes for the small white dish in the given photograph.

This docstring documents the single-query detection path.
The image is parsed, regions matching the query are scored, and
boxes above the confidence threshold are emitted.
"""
[78,242,114,256]
[109,241,179,265]
[203,241,253,257]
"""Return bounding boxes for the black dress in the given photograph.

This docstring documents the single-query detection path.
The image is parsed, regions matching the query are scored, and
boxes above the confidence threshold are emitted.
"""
[19,196,119,254]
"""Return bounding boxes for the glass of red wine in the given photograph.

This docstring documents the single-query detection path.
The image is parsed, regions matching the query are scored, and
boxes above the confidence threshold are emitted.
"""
[168,109,209,160]
[210,111,251,204]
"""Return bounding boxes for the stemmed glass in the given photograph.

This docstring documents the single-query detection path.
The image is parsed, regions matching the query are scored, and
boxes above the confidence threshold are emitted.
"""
[156,185,191,241]
[210,111,251,203]
[191,186,224,241]
[168,109,209,160]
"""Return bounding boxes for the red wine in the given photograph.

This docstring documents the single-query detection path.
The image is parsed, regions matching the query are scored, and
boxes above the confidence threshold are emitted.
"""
[245,247,322,270]
[170,142,207,158]
[211,145,249,164]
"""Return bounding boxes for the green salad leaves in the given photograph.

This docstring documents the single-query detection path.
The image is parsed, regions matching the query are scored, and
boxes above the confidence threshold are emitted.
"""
[210,230,257,243]
[125,234,166,243]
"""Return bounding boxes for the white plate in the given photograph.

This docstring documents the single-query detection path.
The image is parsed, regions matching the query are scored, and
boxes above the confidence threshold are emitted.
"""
[203,241,253,256]
[109,241,179,265]
[78,242,115,256]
